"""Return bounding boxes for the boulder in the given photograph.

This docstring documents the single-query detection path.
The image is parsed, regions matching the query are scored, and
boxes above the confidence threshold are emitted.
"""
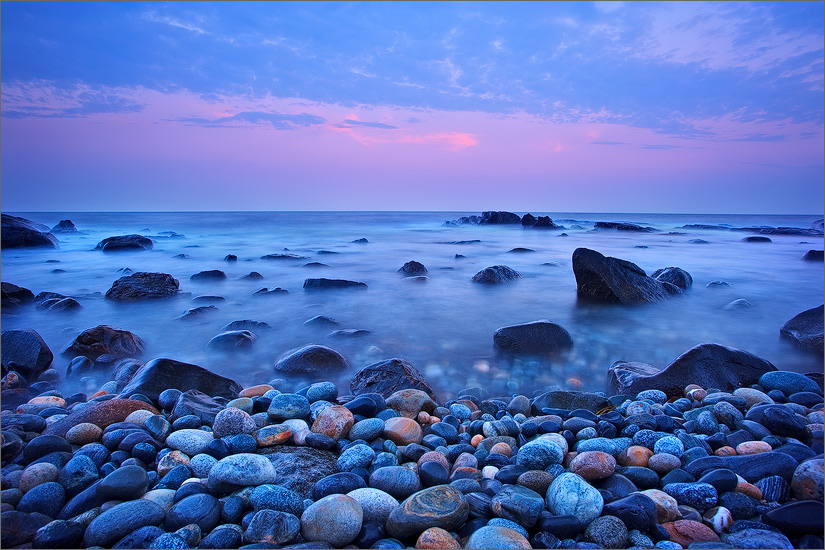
[572,248,670,304]
[350,358,437,399]
[171,390,224,424]
[493,320,573,354]
[607,343,777,397]
[44,398,158,437]
[51,220,78,233]
[812,219,824,232]
[61,325,145,360]
[742,236,771,243]
[398,261,428,276]
[1,214,59,248]
[522,214,563,229]
[190,270,227,282]
[274,345,350,375]
[652,267,693,290]
[95,234,154,251]
[521,213,537,227]
[105,272,180,301]
[1,282,35,309]
[471,265,522,284]
[261,253,309,260]
[118,357,242,402]
[208,330,257,351]
[594,222,656,232]
[1,329,53,379]
[801,250,824,261]
[303,278,367,290]
[780,305,824,354]
[479,211,522,225]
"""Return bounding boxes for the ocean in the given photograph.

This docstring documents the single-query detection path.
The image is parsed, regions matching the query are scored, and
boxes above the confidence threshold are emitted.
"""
[2,211,823,400]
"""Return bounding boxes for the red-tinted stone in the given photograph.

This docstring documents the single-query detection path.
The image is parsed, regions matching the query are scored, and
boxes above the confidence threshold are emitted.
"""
[311,405,354,441]
[383,416,423,445]
[662,520,721,547]
[43,399,159,438]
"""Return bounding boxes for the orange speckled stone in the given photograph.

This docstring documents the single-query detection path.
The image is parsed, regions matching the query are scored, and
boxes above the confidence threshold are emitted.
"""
[736,481,763,500]
[27,395,67,408]
[416,527,461,549]
[417,411,431,424]
[383,416,423,445]
[490,442,512,457]
[714,446,737,457]
[620,445,653,467]
[735,441,772,455]
[457,399,479,412]
[311,405,354,441]
[569,451,616,481]
[662,520,721,547]
[255,425,292,446]
[449,467,481,482]
[240,384,274,398]
[19,463,59,493]
[471,434,483,447]
[418,451,450,470]
[157,450,190,477]
[639,489,681,523]
[65,423,103,446]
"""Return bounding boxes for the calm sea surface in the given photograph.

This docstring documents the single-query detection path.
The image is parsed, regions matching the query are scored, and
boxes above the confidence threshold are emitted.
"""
[3,211,823,400]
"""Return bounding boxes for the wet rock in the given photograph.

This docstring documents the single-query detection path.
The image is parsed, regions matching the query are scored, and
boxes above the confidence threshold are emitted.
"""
[399,261,428,275]
[165,492,221,532]
[207,453,277,494]
[2,214,58,248]
[96,464,149,501]
[383,416,422,445]
[244,509,301,545]
[1,510,53,547]
[545,472,603,524]
[493,320,573,354]
[82,499,165,547]
[303,278,367,290]
[118,357,242,402]
[742,236,771,243]
[801,250,824,261]
[791,458,824,501]
[779,305,824,355]
[260,445,339,499]
[1,329,54,379]
[607,343,777,397]
[661,519,721,547]
[207,330,257,351]
[572,247,670,304]
[370,466,422,500]
[351,358,437,399]
[61,325,145,361]
[652,267,693,290]
[95,234,153,251]
[761,500,824,537]
[471,265,522,284]
[190,269,227,282]
[386,485,469,539]
[105,272,180,301]
[584,515,628,549]
[301,494,363,547]
[466,525,531,549]
[721,528,793,549]
[594,221,657,232]
[490,484,544,527]
[44,398,158,437]
[274,344,350,375]
[2,282,35,308]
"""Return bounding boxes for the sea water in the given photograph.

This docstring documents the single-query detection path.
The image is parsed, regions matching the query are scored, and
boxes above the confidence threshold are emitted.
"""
[2,211,823,400]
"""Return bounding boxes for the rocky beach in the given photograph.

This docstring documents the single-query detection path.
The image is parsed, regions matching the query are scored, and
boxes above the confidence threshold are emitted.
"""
[2,211,824,549]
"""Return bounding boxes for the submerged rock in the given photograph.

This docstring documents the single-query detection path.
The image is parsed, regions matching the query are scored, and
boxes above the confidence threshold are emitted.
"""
[1,329,54,379]
[652,267,693,290]
[118,357,242,402]
[1,214,59,248]
[607,343,777,397]
[207,330,257,351]
[105,272,180,301]
[398,261,428,276]
[780,305,824,354]
[471,265,522,284]
[51,220,78,233]
[274,345,350,375]
[61,325,145,360]
[303,278,367,290]
[572,248,670,304]
[350,358,437,399]
[493,320,573,354]
[801,250,824,261]
[1,282,35,309]
[594,221,657,232]
[95,234,153,251]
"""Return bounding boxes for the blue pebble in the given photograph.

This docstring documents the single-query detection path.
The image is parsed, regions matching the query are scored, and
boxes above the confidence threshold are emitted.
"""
[636,390,668,404]
[349,418,385,441]
[654,436,684,457]
[486,518,529,537]
[576,437,619,456]
[336,443,375,471]
[306,382,338,403]
[267,393,310,421]
[759,371,822,396]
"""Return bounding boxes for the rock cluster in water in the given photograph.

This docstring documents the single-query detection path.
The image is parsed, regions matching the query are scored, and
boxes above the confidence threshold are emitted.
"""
[2,343,823,549]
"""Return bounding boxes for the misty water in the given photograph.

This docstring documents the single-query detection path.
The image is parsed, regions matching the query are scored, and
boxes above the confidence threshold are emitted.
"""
[3,211,823,400]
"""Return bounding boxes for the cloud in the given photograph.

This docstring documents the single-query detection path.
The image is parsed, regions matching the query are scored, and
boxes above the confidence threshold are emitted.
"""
[141,11,207,35]
[591,140,628,145]
[640,144,683,150]
[180,111,326,129]
[334,119,399,130]
[1,83,145,119]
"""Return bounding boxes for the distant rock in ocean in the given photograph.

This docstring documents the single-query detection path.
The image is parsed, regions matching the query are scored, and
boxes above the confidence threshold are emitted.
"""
[303,278,367,290]
[51,219,78,233]
[1,214,59,249]
[95,234,154,252]
[471,265,522,284]
[593,221,657,232]
[572,248,674,304]
[493,320,573,354]
[105,272,180,301]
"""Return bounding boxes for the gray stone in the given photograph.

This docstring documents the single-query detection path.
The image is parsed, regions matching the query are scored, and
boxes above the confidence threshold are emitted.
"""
[493,320,573,354]
[545,473,604,524]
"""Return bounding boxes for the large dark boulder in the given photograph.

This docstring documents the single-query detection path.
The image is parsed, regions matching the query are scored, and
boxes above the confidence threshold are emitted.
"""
[801,250,824,261]
[274,345,350,375]
[651,267,693,290]
[118,358,242,402]
[51,220,78,233]
[105,272,180,301]
[780,305,824,354]
[350,357,436,399]
[2,282,35,309]
[479,211,522,224]
[531,390,611,414]
[493,320,573,354]
[471,265,522,284]
[190,270,227,282]
[594,222,656,232]
[1,214,59,249]
[1,329,53,380]
[303,278,367,290]
[398,261,428,276]
[521,213,537,227]
[606,343,777,397]
[61,325,145,361]
[170,390,224,424]
[522,214,563,229]
[95,234,153,252]
[572,248,670,304]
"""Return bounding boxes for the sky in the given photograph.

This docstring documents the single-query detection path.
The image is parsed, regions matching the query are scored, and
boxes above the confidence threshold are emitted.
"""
[1,1,823,213]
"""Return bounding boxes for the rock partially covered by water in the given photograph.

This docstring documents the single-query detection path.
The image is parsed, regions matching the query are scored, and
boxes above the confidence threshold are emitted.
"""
[207,330,257,351]
[61,325,145,360]
[1,329,53,379]
[493,320,573,354]
[95,234,154,252]
[118,357,242,402]
[522,213,563,229]
[801,250,824,261]
[1,282,35,309]
[275,345,350,375]
[607,343,777,397]
[472,265,522,284]
[398,261,428,276]
[572,248,670,304]
[594,221,657,232]
[780,305,823,354]
[1,214,59,248]
[50,219,78,233]
[479,211,522,225]
[350,358,437,399]
[303,278,368,290]
[105,272,180,301]
[652,267,693,290]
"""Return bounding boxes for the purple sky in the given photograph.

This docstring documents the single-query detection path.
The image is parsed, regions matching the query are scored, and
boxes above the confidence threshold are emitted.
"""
[2,2,823,213]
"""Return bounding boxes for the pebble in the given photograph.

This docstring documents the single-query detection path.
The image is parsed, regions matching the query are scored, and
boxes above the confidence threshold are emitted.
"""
[568,450,616,480]
[791,458,824,501]
[415,526,461,549]
[212,407,256,438]
[465,525,531,549]
[165,429,214,456]
[490,484,545,527]
[369,466,422,500]
[250,483,304,516]
[347,487,400,524]
[584,514,629,549]
[82,499,166,547]
[207,453,277,492]
[662,519,721,547]
[386,485,468,539]
[639,489,681,523]
[19,462,59,493]
[759,372,822,396]
[97,464,149,501]
[301,493,363,547]
[545,472,603,524]
[267,393,311,421]
[383,416,423,445]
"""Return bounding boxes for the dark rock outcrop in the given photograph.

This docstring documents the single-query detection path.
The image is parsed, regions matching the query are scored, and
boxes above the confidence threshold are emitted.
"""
[493,320,573,354]
[274,345,350,375]
[1,329,54,379]
[398,261,428,276]
[606,343,777,397]
[522,214,563,229]
[479,211,522,224]
[572,248,670,304]
[95,235,153,252]
[812,219,824,232]
[531,390,611,414]
[471,265,522,284]
[118,357,242,402]
[651,267,693,290]
[51,220,78,233]
[105,272,180,301]
[1,282,35,309]
[207,330,257,351]
[61,325,145,360]
[801,250,824,261]
[350,357,437,399]
[780,305,824,354]
[260,253,309,260]
[303,278,367,290]
[594,222,657,232]
[190,270,227,282]
[1,214,59,249]
[742,236,771,243]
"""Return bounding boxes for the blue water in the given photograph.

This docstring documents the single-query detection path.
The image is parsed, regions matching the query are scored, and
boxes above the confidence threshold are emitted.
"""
[3,211,823,400]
